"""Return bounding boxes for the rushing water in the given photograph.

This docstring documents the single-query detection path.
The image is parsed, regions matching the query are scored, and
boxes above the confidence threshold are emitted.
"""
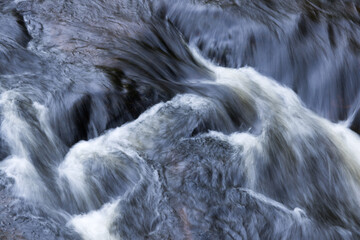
[0,0,360,239]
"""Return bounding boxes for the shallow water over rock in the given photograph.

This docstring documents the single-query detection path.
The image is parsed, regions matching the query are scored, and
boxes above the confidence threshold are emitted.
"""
[0,0,360,239]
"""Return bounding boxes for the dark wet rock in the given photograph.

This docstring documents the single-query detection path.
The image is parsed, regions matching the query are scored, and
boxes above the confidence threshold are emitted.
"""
[0,172,80,240]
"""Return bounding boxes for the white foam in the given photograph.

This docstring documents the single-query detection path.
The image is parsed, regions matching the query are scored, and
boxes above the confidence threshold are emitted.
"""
[190,46,360,198]
[69,199,120,240]
[0,91,34,157]
[0,156,47,200]
[0,91,50,201]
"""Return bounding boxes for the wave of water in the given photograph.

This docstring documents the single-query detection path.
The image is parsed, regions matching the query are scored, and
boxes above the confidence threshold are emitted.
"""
[0,0,360,239]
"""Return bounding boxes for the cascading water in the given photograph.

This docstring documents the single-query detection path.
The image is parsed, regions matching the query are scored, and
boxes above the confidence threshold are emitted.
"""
[0,0,360,239]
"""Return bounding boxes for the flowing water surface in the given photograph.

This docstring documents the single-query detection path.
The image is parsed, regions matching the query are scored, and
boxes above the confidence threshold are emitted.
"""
[0,0,360,239]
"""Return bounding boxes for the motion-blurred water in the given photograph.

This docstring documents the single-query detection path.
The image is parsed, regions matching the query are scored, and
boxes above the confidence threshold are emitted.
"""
[0,0,360,239]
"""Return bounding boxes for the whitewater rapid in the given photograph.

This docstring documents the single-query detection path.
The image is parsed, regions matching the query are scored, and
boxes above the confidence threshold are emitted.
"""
[1,48,360,239]
[1,0,360,239]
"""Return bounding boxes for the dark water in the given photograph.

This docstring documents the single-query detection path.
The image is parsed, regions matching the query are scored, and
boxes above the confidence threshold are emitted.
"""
[0,0,360,239]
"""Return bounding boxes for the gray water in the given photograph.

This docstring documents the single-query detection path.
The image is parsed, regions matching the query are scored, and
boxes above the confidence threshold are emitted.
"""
[0,0,360,239]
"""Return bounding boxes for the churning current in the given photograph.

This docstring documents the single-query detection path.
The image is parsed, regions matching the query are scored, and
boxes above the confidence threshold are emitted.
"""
[1,0,360,239]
